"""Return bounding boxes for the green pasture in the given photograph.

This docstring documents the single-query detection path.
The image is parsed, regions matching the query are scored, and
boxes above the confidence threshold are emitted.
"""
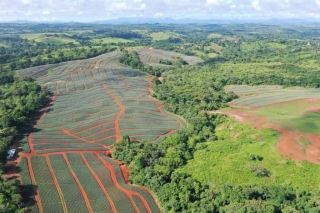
[255,100,320,134]
[20,33,79,45]
[180,120,320,190]
[150,32,182,41]
[0,42,9,48]
[92,37,134,44]
[204,42,223,52]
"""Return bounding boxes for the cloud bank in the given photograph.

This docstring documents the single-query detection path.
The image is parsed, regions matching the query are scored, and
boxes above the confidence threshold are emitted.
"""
[0,0,319,22]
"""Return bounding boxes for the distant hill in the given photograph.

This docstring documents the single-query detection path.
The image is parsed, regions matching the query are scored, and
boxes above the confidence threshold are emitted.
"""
[1,18,320,25]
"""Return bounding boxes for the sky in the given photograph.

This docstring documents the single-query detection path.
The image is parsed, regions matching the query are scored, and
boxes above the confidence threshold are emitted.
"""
[0,0,320,22]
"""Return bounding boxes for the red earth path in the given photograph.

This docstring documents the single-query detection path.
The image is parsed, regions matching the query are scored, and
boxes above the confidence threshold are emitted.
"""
[62,153,93,213]
[79,153,118,213]
[214,107,320,164]
[96,153,153,213]
[91,72,125,142]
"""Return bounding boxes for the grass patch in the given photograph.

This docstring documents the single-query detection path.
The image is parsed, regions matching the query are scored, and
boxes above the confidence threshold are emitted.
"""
[150,32,181,41]
[92,37,134,44]
[0,42,9,48]
[254,100,320,134]
[20,33,79,45]
[179,120,320,190]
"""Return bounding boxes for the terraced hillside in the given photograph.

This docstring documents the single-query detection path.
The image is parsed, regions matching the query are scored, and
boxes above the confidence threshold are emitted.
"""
[17,51,186,212]
[136,47,202,67]
[226,85,320,108]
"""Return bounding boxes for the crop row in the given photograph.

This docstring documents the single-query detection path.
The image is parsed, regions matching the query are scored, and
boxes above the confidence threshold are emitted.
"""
[83,152,136,213]
[99,153,161,213]
[66,153,113,212]
[19,158,39,213]
[49,154,89,213]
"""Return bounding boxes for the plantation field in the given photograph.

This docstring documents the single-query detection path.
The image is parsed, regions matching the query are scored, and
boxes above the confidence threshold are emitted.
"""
[226,85,320,108]
[180,120,320,190]
[18,153,160,213]
[16,50,188,212]
[20,33,79,45]
[136,47,202,66]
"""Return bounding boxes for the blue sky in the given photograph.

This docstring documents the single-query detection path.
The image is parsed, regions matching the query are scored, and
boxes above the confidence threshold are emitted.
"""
[0,0,320,22]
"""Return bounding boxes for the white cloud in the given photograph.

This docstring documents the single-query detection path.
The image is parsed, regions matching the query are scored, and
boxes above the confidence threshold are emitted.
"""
[252,0,261,11]
[0,0,320,22]
[206,0,220,5]
[21,0,30,4]
[42,10,50,15]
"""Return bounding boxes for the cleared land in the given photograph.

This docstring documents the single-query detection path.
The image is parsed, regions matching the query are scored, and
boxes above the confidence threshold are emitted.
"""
[15,51,187,212]
[136,47,202,66]
[216,85,320,164]
[180,119,320,190]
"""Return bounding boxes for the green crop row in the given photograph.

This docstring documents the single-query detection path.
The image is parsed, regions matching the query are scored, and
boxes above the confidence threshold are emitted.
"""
[99,154,161,213]
[83,152,136,213]
[66,153,113,212]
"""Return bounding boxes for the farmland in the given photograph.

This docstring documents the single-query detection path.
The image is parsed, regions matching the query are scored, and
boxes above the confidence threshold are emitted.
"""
[16,51,187,212]
[20,33,79,45]
[136,47,202,66]
[3,23,320,212]
[226,85,320,108]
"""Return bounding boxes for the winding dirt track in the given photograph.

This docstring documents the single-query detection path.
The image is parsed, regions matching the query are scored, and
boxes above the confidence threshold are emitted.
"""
[92,72,125,142]
[7,54,183,213]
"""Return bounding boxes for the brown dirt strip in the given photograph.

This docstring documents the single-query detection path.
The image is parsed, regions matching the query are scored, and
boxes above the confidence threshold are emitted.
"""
[215,108,320,164]
[55,82,59,94]
[69,121,115,134]
[60,124,115,145]
[148,49,156,64]
[69,72,77,91]
[27,96,56,154]
[152,130,176,142]
[65,81,69,92]
[90,68,111,85]
[62,153,93,213]
[91,77,125,142]
[79,153,117,213]
[82,128,115,139]
[27,157,43,213]
[45,157,68,213]
[77,71,87,90]
[96,153,148,213]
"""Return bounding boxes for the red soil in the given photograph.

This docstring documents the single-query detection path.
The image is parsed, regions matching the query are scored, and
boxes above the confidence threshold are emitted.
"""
[92,77,125,142]
[69,72,77,91]
[27,158,43,213]
[79,153,117,213]
[62,153,93,213]
[45,157,68,212]
[96,153,151,213]
[77,71,87,89]
[216,107,320,164]
[120,165,130,183]
[55,82,59,94]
